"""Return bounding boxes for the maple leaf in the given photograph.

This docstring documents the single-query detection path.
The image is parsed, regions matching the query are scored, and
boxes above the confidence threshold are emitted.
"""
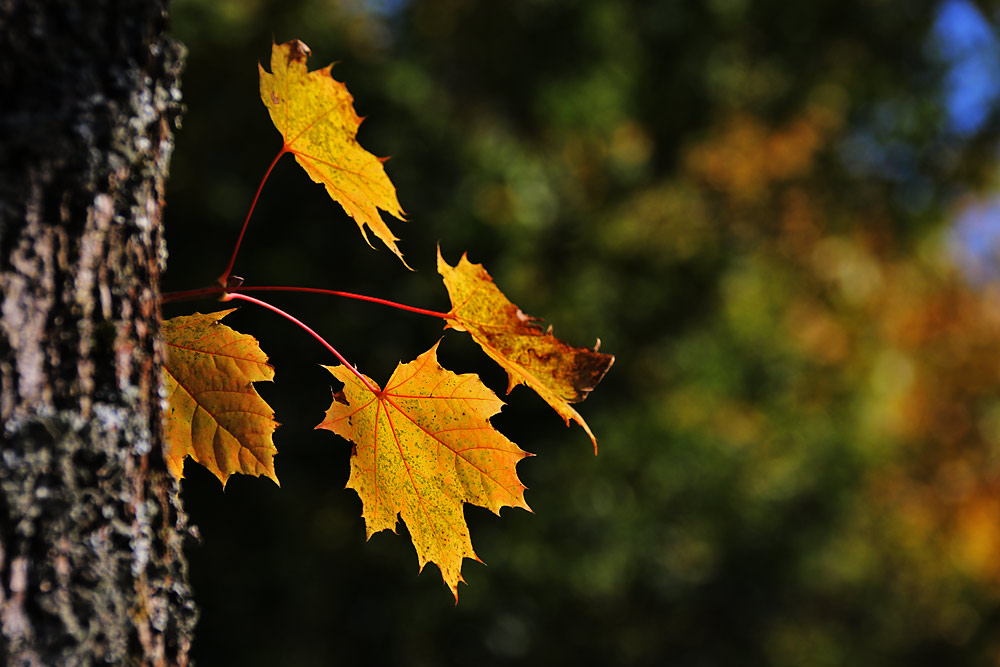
[437,248,614,451]
[316,342,530,600]
[259,39,407,264]
[162,309,279,487]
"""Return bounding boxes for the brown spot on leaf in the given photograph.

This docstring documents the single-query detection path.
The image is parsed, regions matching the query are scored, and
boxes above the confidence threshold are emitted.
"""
[287,39,311,62]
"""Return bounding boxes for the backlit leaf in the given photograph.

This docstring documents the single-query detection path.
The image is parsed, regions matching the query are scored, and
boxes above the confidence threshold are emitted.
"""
[259,39,407,264]
[163,309,279,486]
[316,342,530,600]
[437,248,614,451]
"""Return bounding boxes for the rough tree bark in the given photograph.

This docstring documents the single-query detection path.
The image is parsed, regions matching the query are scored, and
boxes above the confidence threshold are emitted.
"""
[0,1,196,664]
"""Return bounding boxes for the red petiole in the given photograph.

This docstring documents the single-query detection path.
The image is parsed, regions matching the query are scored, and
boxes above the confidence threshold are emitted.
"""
[218,147,289,287]
[162,283,450,320]
[237,286,450,319]
[223,291,381,395]
[162,285,227,303]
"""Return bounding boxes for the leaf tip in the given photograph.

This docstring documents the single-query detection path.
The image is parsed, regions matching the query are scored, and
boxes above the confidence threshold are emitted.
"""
[399,251,415,272]
[584,423,599,455]
[447,575,465,604]
[447,569,470,604]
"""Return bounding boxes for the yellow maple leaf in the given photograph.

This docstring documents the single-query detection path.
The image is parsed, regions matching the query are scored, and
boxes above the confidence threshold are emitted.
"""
[316,342,530,600]
[437,248,614,451]
[259,39,407,264]
[163,310,279,486]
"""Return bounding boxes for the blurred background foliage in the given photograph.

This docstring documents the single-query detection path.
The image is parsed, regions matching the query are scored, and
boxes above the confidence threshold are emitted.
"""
[163,0,1000,664]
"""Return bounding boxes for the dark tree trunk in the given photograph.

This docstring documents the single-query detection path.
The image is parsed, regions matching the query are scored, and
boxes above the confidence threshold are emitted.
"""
[0,1,195,664]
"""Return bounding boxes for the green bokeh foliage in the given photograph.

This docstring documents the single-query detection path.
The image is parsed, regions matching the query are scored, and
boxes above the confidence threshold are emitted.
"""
[164,0,1000,664]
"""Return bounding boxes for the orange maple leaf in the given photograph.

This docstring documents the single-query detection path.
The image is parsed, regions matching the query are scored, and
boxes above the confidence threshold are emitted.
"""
[316,342,530,600]
[437,248,614,451]
[259,39,407,264]
[163,310,279,486]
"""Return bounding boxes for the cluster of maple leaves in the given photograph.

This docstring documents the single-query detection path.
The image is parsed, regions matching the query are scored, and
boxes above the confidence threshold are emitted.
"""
[162,40,613,599]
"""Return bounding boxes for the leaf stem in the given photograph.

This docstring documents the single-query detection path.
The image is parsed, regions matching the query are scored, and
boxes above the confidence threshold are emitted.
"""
[218,147,289,287]
[162,282,452,319]
[223,291,381,395]
[161,285,225,304]
[237,285,451,319]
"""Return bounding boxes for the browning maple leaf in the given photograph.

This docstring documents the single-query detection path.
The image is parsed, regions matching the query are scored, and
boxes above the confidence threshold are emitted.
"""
[437,248,614,451]
[163,309,279,486]
[316,342,530,600]
[259,39,407,264]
